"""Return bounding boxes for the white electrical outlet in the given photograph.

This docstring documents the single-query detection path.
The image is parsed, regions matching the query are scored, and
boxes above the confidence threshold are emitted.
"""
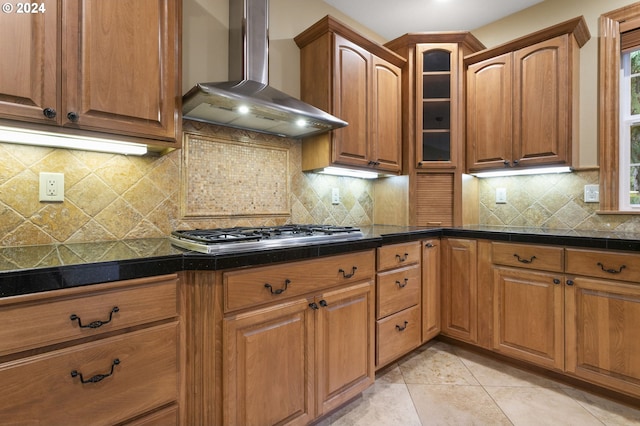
[331,188,340,205]
[39,172,64,202]
[496,188,507,204]
[584,184,599,203]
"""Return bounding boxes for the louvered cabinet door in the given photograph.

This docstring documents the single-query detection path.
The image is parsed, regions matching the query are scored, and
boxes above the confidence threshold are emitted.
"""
[414,173,454,227]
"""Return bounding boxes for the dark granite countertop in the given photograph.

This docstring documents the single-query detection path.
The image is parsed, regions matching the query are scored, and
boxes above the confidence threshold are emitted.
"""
[1,225,639,298]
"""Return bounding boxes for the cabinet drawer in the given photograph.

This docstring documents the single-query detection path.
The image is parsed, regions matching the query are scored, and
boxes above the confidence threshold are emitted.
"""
[376,265,420,319]
[376,305,421,367]
[565,248,640,282]
[492,242,564,272]
[224,250,375,312]
[0,274,178,356]
[377,242,421,271]
[0,322,178,426]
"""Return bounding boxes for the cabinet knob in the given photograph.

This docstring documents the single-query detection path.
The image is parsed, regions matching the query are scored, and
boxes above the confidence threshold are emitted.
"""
[67,111,79,122]
[309,302,319,310]
[319,299,328,307]
[425,242,436,248]
[566,279,574,286]
[503,160,510,167]
[43,107,57,119]
[553,278,561,285]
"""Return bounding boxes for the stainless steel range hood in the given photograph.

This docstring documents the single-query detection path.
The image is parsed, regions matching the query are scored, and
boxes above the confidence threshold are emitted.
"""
[182,0,347,138]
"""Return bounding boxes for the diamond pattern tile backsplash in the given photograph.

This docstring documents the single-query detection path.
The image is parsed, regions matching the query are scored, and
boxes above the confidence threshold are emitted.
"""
[478,170,640,232]
[0,123,374,247]
[3,121,640,248]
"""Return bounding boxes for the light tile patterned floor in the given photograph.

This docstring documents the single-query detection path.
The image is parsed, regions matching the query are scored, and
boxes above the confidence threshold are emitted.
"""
[316,341,640,426]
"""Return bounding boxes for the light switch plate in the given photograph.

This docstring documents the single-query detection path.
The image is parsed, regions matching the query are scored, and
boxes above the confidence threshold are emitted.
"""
[496,188,507,204]
[584,184,599,203]
[331,188,340,205]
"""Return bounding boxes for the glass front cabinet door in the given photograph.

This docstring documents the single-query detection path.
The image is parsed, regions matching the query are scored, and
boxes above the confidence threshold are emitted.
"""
[416,43,459,169]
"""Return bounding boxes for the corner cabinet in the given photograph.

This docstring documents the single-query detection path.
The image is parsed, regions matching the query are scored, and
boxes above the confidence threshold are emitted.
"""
[465,16,590,172]
[295,15,405,174]
[385,33,484,227]
[0,0,181,151]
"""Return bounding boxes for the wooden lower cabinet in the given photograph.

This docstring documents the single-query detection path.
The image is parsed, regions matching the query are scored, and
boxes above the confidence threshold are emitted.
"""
[565,276,640,397]
[441,238,477,343]
[493,267,564,370]
[422,239,440,342]
[223,281,374,426]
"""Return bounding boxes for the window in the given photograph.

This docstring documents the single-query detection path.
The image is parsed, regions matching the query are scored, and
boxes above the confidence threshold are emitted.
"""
[599,3,640,212]
[620,48,640,209]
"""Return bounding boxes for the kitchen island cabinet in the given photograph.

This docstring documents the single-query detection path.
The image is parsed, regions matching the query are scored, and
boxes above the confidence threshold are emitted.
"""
[295,16,405,174]
[465,17,589,173]
[0,0,181,151]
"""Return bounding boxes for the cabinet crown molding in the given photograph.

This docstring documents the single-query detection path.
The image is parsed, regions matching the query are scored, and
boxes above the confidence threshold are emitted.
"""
[464,15,591,65]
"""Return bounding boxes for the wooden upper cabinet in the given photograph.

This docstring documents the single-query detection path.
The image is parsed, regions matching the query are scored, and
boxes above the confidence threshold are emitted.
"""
[295,15,405,174]
[466,53,513,170]
[465,16,590,173]
[0,0,180,150]
[62,0,179,142]
[333,35,370,167]
[0,0,59,124]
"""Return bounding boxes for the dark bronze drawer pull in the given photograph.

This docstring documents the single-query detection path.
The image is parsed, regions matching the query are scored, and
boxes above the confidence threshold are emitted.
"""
[396,321,408,331]
[70,306,119,329]
[396,278,409,288]
[514,254,536,264]
[264,279,291,295]
[396,253,409,262]
[339,266,357,278]
[597,262,626,274]
[71,359,120,384]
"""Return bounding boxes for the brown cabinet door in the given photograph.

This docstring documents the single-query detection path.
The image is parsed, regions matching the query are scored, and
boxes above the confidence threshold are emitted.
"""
[371,56,402,172]
[332,34,371,168]
[223,299,315,426]
[565,276,640,398]
[316,281,374,416]
[62,0,178,141]
[493,267,564,370]
[466,53,513,171]
[441,238,477,343]
[422,239,441,342]
[513,35,569,167]
[0,0,59,124]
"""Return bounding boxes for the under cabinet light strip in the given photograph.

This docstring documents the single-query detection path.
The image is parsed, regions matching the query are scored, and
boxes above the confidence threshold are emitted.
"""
[318,166,379,179]
[470,166,572,178]
[0,126,148,156]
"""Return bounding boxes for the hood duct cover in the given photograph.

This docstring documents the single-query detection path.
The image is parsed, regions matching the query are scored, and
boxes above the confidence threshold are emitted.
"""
[182,0,347,138]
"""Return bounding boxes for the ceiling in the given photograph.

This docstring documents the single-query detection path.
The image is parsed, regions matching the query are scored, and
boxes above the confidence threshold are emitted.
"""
[323,0,545,40]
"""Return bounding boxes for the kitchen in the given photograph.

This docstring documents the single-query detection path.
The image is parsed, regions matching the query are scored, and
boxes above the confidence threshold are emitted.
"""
[1,0,640,424]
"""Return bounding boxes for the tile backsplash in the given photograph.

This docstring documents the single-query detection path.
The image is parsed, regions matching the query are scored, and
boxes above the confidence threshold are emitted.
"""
[0,122,374,247]
[478,170,640,232]
[4,121,639,248]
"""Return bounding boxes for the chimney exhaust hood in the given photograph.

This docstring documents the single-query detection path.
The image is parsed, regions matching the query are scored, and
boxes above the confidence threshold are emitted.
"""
[182,0,347,138]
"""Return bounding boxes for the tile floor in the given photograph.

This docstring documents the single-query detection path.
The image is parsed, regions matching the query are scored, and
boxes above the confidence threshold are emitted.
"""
[317,341,640,426]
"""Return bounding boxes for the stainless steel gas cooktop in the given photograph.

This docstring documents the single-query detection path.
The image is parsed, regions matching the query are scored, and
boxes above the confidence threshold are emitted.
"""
[169,224,364,254]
